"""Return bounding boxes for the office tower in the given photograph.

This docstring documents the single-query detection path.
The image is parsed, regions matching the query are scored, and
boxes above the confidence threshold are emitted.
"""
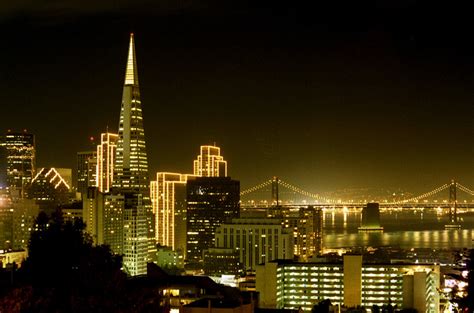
[193,145,227,177]
[123,193,148,276]
[113,33,149,192]
[150,173,195,252]
[0,187,38,251]
[60,202,83,223]
[96,132,118,193]
[295,207,323,260]
[1,131,35,197]
[11,197,39,250]
[0,190,12,250]
[112,34,150,276]
[77,151,97,194]
[259,206,322,259]
[28,168,71,212]
[214,218,293,271]
[186,177,240,264]
[83,187,104,245]
[55,168,72,188]
[0,145,6,188]
[83,187,125,255]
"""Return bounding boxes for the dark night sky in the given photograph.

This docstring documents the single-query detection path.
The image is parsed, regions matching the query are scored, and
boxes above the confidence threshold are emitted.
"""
[0,1,473,193]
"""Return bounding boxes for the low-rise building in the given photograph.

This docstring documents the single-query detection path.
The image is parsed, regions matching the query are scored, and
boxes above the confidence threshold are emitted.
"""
[157,246,184,269]
[182,298,252,313]
[0,250,27,268]
[203,248,242,276]
[256,254,440,313]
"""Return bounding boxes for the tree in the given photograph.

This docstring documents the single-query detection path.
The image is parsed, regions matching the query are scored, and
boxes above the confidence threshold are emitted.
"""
[311,299,332,313]
[0,209,128,312]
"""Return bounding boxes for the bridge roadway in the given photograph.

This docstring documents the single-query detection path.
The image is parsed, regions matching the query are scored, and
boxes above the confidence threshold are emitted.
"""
[240,203,474,210]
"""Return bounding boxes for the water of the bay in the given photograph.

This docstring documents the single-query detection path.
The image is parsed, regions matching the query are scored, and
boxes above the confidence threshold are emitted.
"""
[323,210,474,249]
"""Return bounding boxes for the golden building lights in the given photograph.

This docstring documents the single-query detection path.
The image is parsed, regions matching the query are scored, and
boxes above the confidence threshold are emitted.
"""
[193,145,227,177]
[96,132,118,193]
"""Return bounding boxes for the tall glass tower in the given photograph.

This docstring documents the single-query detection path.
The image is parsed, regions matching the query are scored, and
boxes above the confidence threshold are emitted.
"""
[1,131,36,197]
[112,34,151,276]
[114,33,149,192]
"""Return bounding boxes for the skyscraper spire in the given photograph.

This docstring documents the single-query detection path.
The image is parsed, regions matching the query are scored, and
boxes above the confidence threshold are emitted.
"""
[125,33,139,86]
[114,33,149,192]
[113,33,152,277]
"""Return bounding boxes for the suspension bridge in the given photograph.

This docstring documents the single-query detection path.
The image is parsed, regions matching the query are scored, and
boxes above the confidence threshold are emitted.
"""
[240,177,474,210]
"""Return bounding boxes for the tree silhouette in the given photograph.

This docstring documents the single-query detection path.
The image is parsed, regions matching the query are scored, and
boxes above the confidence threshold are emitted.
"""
[0,209,134,312]
[311,299,332,313]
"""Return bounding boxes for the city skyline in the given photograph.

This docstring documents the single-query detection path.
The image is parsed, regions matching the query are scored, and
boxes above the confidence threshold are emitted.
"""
[1,2,473,193]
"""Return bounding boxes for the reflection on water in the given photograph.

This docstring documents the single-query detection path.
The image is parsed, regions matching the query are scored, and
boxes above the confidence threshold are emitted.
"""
[323,210,474,249]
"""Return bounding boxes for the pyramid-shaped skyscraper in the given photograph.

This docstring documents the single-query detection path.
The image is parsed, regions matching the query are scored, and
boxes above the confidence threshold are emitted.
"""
[114,33,150,192]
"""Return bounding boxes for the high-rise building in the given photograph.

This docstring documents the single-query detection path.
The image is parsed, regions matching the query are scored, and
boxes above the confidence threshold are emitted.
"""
[82,187,124,255]
[186,176,240,264]
[113,33,149,192]
[193,145,227,177]
[83,187,105,245]
[96,132,118,193]
[0,189,12,250]
[150,144,228,258]
[123,193,148,276]
[214,218,293,271]
[112,34,151,276]
[295,207,323,260]
[150,173,196,252]
[77,151,97,194]
[0,187,39,251]
[11,197,39,250]
[1,131,35,197]
[28,168,71,212]
[243,206,323,260]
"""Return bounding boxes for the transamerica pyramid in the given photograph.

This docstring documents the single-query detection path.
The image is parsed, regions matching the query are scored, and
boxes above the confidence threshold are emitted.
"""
[114,33,149,192]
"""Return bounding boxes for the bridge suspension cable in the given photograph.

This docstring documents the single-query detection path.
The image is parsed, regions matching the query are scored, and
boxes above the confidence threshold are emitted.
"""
[277,179,333,203]
[390,183,451,204]
[240,179,273,196]
[241,177,474,204]
[457,183,474,196]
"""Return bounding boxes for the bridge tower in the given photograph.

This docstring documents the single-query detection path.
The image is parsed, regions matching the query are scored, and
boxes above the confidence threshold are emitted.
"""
[446,180,461,229]
[272,176,279,206]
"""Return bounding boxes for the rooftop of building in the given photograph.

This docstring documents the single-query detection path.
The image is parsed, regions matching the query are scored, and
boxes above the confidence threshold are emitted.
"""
[268,258,438,267]
[126,263,242,299]
[228,218,282,225]
[184,298,249,309]
[255,308,301,313]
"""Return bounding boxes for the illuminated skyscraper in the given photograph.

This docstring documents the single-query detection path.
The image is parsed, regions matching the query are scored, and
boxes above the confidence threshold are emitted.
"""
[77,151,97,194]
[1,131,35,197]
[186,177,240,264]
[150,173,195,253]
[193,145,227,177]
[113,33,149,192]
[112,34,150,276]
[28,167,71,213]
[96,132,118,193]
[214,218,294,271]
